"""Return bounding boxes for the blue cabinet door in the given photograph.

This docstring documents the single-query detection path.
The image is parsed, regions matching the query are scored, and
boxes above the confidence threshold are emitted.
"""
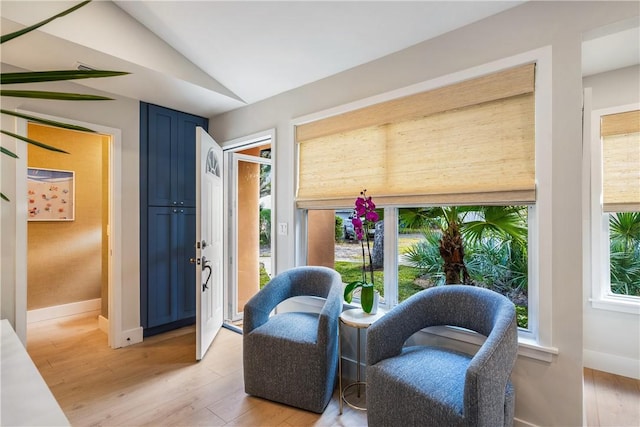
[147,105,178,207]
[146,207,196,328]
[146,104,207,208]
[177,208,196,319]
[147,207,178,327]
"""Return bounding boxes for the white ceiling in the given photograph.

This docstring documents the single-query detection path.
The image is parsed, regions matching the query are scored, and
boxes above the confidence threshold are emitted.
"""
[1,1,638,117]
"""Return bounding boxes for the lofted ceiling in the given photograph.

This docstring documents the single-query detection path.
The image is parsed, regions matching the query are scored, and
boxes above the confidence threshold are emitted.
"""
[1,1,638,118]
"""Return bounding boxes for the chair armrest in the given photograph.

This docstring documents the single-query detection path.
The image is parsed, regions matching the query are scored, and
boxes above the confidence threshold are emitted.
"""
[317,278,343,345]
[464,303,518,426]
[367,291,436,366]
[243,274,292,334]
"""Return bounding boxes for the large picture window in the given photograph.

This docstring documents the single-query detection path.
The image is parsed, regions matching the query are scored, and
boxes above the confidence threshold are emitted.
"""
[299,63,539,333]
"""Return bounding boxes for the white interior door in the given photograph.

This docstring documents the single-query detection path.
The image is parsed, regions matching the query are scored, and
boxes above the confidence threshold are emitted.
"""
[195,127,224,360]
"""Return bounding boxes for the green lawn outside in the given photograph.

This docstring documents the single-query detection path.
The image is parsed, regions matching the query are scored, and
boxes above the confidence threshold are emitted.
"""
[334,261,424,302]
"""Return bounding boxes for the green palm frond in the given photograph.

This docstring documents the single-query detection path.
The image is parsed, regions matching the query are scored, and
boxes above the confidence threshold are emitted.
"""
[1,130,70,154]
[1,70,128,85]
[1,0,92,44]
[1,90,113,101]
[463,206,528,245]
[1,146,18,158]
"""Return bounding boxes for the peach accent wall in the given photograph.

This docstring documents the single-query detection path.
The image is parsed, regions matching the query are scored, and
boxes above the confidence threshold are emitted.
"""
[307,210,335,268]
[236,157,260,312]
[27,123,107,310]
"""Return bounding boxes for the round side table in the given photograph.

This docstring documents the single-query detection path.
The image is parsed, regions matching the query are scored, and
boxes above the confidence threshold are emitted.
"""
[338,308,386,414]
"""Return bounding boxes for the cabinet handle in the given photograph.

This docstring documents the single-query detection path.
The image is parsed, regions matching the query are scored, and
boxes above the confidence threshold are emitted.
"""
[180,201,184,205]
[173,201,177,205]
[173,209,177,213]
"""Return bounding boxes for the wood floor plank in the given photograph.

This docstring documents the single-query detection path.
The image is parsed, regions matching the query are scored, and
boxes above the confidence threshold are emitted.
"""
[592,368,640,427]
[584,368,601,426]
[26,312,638,427]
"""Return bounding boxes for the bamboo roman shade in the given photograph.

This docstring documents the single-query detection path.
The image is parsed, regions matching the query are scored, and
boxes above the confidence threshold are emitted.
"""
[601,109,640,212]
[296,63,536,209]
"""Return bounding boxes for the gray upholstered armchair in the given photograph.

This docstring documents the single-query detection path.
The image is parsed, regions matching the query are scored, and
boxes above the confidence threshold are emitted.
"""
[366,285,518,427]
[243,266,343,413]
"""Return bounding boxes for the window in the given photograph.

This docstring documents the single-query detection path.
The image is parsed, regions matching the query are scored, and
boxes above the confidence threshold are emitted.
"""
[296,49,557,358]
[590,106,640,313]
[307,205,530,329]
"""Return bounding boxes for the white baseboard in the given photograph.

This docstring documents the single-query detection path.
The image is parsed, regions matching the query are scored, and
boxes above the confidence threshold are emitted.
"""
[98,315,109,334]
[584,349,640,379]
[514,417,539,427]
[120,326,143,347]
[27,298,101,323]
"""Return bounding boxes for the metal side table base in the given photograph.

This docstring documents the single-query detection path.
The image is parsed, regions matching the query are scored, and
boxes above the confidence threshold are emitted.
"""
[338,308,386,415]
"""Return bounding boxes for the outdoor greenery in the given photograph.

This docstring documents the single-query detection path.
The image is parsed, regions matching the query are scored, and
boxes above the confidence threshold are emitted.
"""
[259,208,271,246]
[609,212,640,296]
[259,263,270,288]
[335,216,344,242]
[401,206,529,327]
[334,261,423,301]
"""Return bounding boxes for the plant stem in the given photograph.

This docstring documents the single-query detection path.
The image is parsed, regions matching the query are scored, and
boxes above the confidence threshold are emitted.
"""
[365,225,374,284]
[360,240,366,283]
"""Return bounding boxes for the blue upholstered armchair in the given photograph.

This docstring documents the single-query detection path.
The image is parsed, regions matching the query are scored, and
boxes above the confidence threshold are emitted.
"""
[243,266,343,413]
[366,285,518,427]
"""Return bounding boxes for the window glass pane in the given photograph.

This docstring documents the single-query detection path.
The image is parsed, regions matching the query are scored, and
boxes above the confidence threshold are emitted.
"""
[335,208,385,300]
[609,212,640,297]
[399,206,529,328]
[307,209,385,300]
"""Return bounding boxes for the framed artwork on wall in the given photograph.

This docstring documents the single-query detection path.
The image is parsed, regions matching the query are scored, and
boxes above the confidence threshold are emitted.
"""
[27,168,75,221]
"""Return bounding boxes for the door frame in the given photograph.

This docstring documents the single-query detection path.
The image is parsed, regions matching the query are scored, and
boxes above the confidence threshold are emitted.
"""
[14,111,123,348]
[228,152,272,321]
[222,128,275,324]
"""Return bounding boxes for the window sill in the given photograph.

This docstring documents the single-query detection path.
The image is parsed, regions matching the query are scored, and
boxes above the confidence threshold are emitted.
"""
[343,301,558,363]
[590,296,640,315]
[418,326,558,363]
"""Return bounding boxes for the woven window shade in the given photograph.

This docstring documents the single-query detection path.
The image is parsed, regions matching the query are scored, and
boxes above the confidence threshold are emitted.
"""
[601,110,640,213]
[296,64,536,209]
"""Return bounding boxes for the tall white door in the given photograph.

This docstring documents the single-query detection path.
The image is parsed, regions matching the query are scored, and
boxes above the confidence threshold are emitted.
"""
[195,127,223,360]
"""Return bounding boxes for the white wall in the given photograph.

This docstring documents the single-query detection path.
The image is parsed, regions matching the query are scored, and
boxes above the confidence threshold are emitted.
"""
[209,2,639,426]
[583,65,640,379]
[0,64,141,337]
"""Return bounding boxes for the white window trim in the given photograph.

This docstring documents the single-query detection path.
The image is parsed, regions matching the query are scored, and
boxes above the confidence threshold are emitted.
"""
[589,103,640,315]
[293,46,557,361]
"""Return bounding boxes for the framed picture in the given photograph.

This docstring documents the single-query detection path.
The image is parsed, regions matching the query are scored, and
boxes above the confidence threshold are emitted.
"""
[27,168,75,221]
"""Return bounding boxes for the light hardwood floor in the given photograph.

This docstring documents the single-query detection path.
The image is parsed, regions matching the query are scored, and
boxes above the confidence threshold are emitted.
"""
[26,311,639,426]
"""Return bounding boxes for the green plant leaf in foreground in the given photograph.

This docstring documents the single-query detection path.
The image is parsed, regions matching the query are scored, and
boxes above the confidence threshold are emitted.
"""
[0,110,96,133]
[1,130,69,154]
[2,70,129,85]
[1,0,92,44]
[1,146,18,158]
[1,90,113,101]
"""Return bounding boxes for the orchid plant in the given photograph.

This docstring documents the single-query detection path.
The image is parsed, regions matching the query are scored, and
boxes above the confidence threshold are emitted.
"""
[343,189,380,313]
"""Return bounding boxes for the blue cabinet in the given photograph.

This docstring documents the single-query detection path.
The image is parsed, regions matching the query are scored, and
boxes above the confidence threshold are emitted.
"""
[147,104,204,207]
[140,102,208,335]
[146,207,196,328]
